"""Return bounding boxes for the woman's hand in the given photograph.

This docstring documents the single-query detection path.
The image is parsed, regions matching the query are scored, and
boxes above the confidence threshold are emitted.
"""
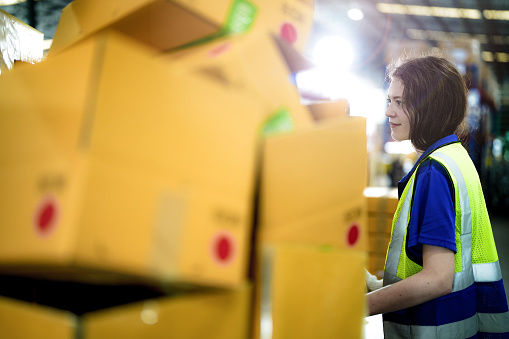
[367,244,455,316]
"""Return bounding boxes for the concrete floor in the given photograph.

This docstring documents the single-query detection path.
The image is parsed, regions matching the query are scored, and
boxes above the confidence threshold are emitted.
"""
[364,211,509,339]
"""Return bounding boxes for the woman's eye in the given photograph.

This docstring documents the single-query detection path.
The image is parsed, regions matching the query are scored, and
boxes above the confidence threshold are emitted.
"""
[396,100,402,107]
[386,99,391,106]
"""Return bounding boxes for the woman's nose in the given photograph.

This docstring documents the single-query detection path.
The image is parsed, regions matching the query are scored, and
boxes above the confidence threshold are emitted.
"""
[385,106,393,117]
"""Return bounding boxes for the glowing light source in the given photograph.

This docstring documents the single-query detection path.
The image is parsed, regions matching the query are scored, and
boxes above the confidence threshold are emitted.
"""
[384,140,415,155]
[347,8,364,21]
[482,51,494,62]
[406,29,488,44]
[140,301,159,325]
[496,52,509,62]
[482,52,509,63]
[376,3,481,19]
[483,10,509,20]
[0,0,26,5]
[312,36,354,72]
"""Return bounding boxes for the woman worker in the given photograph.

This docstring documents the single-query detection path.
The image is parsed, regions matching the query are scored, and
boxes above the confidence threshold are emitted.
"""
[367,52,509,338]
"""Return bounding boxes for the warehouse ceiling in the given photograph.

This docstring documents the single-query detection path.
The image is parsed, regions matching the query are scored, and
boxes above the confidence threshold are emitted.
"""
[1,0,509,99]
[311,0,509,97]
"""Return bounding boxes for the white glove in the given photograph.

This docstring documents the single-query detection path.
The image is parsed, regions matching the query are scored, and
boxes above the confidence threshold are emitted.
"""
[365,269,383,292]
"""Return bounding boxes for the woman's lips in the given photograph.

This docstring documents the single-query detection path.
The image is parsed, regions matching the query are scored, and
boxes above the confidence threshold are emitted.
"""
[389,122,400,128]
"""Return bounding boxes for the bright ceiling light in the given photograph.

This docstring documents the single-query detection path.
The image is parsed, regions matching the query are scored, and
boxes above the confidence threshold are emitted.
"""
[496,53,509,62]
[376,3,482,19]
[347,8,364,21]
[312,36,354,72]
[0,0,26,5]
[482,51,494,62]
[483,10,509,20]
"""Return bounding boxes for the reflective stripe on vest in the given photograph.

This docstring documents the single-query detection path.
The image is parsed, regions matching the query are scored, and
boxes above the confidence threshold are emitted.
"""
[383,143,509,338]
[383,171,415,286]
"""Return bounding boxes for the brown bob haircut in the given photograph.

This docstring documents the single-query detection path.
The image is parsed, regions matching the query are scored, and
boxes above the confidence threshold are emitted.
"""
[386,52,468,152]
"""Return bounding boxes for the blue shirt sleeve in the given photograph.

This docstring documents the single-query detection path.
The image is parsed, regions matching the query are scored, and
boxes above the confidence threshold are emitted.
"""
[406,158,456,264]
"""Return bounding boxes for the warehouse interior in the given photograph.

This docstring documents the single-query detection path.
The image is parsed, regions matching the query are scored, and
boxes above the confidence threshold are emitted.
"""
[1,0,509,338]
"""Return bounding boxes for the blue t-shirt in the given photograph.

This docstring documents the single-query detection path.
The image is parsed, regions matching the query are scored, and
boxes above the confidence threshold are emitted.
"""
[397,135,459,265]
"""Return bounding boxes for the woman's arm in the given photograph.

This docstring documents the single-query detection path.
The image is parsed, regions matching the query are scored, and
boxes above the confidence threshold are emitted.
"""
[367,244,455,316]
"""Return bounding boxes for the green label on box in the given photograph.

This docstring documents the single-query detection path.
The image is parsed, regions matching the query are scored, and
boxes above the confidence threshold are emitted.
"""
[261,107,295,137]
[166,0,257,52]
[223,0,258,34]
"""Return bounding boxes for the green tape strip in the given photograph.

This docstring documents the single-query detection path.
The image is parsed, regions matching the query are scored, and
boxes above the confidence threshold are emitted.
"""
[261,107,295,137]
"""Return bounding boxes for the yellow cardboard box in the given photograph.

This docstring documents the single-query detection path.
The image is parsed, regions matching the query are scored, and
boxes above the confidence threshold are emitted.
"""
[364,187,398,276]
[364,186,398,215]
[258,195,367,250]
[0,295,76,339]
[253,243,367,339]
[368,232,391,254]
[50,0,314,56]
[173,0,315,51]
[368,214,393,234]
[306,99,349,121]
[0,31,263,288]
[257,117,368,250]
[83,283,252,339]
[49,0,237,55]
[0,283,251,339]
[163,30,315,129]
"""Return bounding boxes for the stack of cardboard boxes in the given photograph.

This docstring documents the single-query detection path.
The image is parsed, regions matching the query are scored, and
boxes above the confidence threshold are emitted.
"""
[364,187,398,278]
[0,1,369,338]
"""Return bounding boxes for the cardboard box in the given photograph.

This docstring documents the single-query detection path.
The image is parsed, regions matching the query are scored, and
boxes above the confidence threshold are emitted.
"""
[368,232,390,254]
[49,0,240,55]
[368,214,393,234]
[257,117,368,250]
[0,30,263,288]
[83,283,252,339]
[50,0,314,56]
[253,243,367,339]
[0,282,252,339]
[364,187,398,214]
[0,295,76,339]
[173,0,315,52]
[364,186,397,250]
[163,30,315,130]
[306,99,349,121]
[258,195,367,250]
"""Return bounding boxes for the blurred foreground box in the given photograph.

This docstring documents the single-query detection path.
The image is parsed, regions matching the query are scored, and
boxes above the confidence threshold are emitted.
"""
[84,283,252,339]
[257,117,368,250]
[0,30,263,288]
[163,30,315,130]
[50,0,314,56]
[0,280,252,339]
[253,243,366,339]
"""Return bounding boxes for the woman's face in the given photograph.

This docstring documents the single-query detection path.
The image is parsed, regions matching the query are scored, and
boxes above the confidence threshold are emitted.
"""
[385,77,410,141]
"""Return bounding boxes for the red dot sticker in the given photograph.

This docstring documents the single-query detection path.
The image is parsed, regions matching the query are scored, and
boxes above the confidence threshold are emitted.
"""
[346,223,360,247]
[280,22,298,45]
[33,196,60,237]
[211,232,237,266]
